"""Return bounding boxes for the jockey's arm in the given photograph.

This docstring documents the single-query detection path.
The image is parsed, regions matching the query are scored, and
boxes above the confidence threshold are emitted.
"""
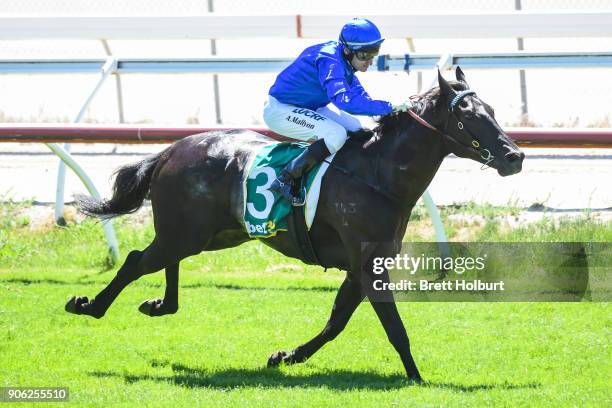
[317,57,392,116]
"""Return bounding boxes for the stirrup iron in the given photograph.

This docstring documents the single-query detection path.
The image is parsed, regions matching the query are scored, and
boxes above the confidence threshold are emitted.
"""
[291,187,307,207]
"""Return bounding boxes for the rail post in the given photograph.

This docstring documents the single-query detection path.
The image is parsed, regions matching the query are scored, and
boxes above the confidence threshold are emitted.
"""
[420,54,453,257]
[51,56,120,264]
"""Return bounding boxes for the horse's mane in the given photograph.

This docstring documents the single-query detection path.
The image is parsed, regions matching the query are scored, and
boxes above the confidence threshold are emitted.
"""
[373,80,469,138]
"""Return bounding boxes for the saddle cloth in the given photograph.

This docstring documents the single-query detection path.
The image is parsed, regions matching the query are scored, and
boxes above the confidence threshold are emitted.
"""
[243,142,334,238]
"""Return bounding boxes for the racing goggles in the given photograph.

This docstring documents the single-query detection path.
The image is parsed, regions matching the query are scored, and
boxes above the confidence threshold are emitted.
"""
[354,46,380,61]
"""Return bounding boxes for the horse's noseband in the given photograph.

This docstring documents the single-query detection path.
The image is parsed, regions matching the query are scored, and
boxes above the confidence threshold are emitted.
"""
[446,90,494,168]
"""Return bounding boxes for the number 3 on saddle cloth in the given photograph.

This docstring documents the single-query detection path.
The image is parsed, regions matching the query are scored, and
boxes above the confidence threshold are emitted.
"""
[243,142,334,238]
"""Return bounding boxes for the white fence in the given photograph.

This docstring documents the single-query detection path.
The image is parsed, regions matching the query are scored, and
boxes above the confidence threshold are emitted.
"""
[2,12,612,39]
[2,52,611,74]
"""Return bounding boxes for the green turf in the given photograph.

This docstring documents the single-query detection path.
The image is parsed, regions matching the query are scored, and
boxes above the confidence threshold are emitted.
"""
[0,203,610,406]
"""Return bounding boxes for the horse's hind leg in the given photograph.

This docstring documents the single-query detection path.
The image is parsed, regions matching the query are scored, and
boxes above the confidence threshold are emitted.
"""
[138,263,179,316]
[65,239,178,319]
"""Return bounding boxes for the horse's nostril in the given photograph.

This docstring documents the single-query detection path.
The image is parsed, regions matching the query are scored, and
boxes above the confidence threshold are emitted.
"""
[505,150,523,163]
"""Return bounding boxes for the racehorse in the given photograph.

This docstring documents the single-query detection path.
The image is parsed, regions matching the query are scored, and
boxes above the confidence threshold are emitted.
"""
[66,67,524,383]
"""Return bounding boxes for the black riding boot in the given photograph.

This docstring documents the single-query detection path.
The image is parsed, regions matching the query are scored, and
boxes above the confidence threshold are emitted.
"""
[271,139,331,206]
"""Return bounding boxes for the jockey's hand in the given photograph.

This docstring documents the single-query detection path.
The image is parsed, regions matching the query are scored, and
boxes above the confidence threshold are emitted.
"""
[392,100,415,113]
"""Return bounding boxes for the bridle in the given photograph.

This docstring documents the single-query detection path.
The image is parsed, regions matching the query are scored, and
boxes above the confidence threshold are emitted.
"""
[320,89,496,206]
[407,90,495,169]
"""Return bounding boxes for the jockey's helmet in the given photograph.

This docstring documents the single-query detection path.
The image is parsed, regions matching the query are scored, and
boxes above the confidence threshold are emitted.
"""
[339,18,385,58]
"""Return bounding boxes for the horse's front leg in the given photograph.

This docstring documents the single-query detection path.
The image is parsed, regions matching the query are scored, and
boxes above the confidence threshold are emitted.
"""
[363,246,423,383]
[138,263,179,316]
[267,276,364,367]
[369,295,422,382]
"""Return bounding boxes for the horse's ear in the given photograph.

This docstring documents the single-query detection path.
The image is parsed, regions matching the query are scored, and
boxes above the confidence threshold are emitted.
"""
[456,66,469,88]
[438,68,455,100]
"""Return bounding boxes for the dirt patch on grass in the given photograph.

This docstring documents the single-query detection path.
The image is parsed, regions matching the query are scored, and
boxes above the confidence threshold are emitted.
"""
[11,203,153,232]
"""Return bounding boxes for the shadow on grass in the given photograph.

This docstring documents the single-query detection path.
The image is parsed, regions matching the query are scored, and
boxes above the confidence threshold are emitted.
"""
[182,283,337,293]
[91,365,410,391]
[89,362,540,392]
[0,278,74,286]
[0,277,337,292]
[0,277,107,287]
[424,381,540,392]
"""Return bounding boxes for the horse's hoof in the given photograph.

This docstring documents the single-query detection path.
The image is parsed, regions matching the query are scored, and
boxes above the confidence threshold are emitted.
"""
[408,376,424,385]
[65,296,89,314]
[65,296,104,319]
[139,298,177,317]
[267,351,288,368]
[138,298,162,316]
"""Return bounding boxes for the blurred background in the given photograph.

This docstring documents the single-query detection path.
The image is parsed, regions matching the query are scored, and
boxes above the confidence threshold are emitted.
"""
[0,0,611,210]
[1,0,611,127]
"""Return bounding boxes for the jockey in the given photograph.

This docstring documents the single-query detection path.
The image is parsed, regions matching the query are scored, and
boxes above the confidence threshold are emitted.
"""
[264,17,412,206]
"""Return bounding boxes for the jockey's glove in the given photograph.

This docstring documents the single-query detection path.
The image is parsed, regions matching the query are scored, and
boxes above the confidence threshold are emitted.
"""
[392,100,415,113]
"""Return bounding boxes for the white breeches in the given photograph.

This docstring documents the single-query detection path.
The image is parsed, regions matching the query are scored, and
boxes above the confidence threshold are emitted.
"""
[263,96,364,154]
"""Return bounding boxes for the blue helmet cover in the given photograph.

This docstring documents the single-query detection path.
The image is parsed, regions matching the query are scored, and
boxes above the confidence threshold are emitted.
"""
[339,18,385,51]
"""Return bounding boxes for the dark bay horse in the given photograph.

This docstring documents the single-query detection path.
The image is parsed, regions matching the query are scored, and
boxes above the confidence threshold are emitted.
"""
[66,67,524,383]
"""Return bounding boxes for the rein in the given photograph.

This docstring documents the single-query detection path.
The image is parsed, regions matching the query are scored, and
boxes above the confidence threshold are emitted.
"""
[317,89,495,206]
[408,91,495,169]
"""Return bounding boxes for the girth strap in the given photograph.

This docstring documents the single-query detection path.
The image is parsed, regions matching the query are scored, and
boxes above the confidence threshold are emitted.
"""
[287,199,321,266]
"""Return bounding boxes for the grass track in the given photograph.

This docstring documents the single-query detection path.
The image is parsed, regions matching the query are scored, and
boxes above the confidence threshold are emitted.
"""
[0,204,610,406]
[1,269,609,407]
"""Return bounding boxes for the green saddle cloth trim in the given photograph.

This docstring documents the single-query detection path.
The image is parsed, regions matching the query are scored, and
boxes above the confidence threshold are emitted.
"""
[244,142,322,238]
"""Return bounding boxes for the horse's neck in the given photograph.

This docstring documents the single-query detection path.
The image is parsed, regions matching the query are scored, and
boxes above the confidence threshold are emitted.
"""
[378,108,447,210]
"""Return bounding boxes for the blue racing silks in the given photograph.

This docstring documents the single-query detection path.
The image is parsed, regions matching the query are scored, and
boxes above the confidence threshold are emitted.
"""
[269,41,392,116]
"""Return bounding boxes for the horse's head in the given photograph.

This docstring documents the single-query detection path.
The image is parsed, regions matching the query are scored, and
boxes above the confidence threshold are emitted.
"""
[436,67,524,176]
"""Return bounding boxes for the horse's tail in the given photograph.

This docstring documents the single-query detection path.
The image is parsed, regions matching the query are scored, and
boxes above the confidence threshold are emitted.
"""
[76,149,167,220]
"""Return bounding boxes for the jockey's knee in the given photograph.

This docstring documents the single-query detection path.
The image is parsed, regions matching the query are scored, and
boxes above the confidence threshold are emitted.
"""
[340,112,363,132]
[321,130,348,155]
